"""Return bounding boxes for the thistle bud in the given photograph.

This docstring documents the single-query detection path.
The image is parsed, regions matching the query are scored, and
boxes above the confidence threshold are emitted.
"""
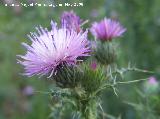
[79,63,105,94]
[53,64,78,88]
[95,41,116,65]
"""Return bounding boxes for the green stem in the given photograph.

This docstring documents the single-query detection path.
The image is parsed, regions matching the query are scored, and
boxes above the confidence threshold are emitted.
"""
[81,99,98,119]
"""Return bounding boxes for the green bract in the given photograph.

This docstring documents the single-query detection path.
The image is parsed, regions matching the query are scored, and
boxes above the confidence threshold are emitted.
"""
[95,41,116,65]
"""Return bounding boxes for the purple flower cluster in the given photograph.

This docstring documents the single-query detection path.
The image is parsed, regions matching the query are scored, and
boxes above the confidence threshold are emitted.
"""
[18,20,90,77]
[90,18,126,41]
[18,11,126,78]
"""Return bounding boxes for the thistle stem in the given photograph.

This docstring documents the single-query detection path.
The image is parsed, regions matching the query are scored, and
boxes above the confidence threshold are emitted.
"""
[80,99,98,119]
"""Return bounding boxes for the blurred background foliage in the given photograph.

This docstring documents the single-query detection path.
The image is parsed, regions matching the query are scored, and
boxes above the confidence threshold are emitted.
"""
[0,0,159,119]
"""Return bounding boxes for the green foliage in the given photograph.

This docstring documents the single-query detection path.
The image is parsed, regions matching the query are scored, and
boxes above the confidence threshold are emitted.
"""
[124,88,160,119]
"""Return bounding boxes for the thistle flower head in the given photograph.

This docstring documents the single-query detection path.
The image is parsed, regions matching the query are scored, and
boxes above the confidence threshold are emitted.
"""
[144,76,159,94]
[148,76,158,85]
[61,11,82,32]
[90,18,126,41]
[18,21,90,77]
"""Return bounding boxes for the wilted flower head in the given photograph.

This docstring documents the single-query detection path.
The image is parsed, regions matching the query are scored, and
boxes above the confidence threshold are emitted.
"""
[61,11,82,32]
[18,21,90,77]
[90,18,126,41]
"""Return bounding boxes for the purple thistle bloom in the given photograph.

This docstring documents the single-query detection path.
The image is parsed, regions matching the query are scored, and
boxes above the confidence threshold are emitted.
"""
[148,76,158,85]
[18,21,90,77]
[90,18,126,41]
[61,11,82,33]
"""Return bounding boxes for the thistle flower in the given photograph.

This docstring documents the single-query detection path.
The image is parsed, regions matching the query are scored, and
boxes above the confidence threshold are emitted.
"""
[144,76,159,94]
[18,21,90,77]
[61,11,82,32]
[148,76,158,85]
[90,18,126,41]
